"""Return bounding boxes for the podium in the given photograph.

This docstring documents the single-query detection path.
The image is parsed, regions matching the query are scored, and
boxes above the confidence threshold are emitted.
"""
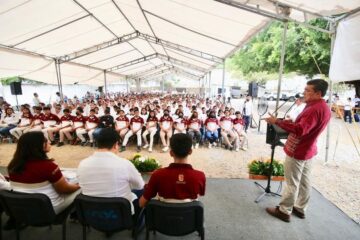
[254,123,288,203]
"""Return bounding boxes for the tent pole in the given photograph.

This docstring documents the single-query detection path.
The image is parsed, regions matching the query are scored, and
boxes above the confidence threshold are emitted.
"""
[209,71,212,98]
[103,70,107,96]
[275,21,288,116]
[325,21,337,164]
[55,59,64,102]
[54,59,61,101]
[222,59,226,102]
[126,77,129,93]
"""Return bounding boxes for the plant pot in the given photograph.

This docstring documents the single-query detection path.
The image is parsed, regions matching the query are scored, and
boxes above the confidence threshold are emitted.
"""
[249,174,285,181]
[271,176,285,181]
[249,174,268,180]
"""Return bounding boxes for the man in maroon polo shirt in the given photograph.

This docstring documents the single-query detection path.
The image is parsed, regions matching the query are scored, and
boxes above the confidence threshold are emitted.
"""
[139,133,205,207]
[265,79,331,222]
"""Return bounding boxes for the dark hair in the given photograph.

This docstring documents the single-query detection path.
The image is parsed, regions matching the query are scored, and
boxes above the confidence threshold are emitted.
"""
[104,107,110,114]
[63,108,70,113]
[96,128,120,149]
[8,132,49,174]
[76,107,84,113]
[43,106,50,111]
[170,133,192,158]
[307,79,328,97]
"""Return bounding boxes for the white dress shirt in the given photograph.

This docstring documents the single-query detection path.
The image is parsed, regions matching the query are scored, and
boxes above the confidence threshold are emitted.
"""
[77,151,144,214]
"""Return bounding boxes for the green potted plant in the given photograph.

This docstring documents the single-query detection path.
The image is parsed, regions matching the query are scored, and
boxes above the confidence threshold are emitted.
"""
[248,159,285,181]
[129,153,161,174]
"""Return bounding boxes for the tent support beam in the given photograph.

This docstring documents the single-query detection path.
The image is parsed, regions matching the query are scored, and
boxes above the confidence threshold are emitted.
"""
[209,71,212,98]
[275,21,288,115]
[107,54,157,72]
[54,59,64,101]
[137,32,223,63]
[157,53,208,73]
[214,0,333,34]
[325,21,337,164]
[12,14,91,47]
[104,70,107,95]
[58,31,139,63]
[133,64,202,79]
[130,64,168,78]
[222,59,226,101]
[143,10,237,47]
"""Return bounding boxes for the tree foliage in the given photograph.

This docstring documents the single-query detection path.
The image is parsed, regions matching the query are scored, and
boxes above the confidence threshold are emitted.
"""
[228,19,331,81]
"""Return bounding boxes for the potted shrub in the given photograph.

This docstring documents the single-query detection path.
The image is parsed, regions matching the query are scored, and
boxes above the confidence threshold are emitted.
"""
[248,159,285,181]
[129,153,161,174]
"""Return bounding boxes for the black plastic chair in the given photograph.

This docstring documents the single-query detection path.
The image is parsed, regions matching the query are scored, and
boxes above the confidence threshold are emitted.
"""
[74,193,137,240]
[0,190,73,240]
[145,200,205,240]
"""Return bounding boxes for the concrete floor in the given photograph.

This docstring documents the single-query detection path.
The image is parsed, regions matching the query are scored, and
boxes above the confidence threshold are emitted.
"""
[1,178,359,240]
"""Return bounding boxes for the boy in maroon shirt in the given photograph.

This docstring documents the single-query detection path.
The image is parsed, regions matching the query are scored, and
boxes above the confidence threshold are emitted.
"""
[139,133,206,207]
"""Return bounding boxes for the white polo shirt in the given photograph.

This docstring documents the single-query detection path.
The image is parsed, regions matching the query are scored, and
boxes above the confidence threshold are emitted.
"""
[77,151,144,214]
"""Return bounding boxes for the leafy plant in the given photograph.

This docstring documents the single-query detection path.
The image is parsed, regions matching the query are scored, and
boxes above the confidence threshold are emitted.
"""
[129,154,161,173]
[248,159,284,176]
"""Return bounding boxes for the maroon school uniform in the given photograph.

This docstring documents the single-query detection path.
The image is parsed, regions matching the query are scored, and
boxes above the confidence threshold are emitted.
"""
[32,113,45,125]
[143,163,206,201]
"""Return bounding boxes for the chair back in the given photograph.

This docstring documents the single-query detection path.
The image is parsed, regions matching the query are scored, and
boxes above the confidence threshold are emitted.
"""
[0,190,56,226]
[145,200,204,236]
[74,194,133,233]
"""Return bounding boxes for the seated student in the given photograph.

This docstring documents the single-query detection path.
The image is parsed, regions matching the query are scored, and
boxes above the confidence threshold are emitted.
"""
[77,128,144,219]
[47,108,73,145]
[93,107,114,140]
[173,112,187,134]
[220,109,237,150]
[233,111,248,151]
[204,111,219,148]
[115,109,130,141]
[142,110,158,153]
[70,107,86,146]
[41,106,60,141]
[159,109,173,152]
[0,107,19,139]
[77,109,99,147]
[8,132,80,214]
[187,111,202,149]
[27,106,44,132]
[9,107,32,140]
[121,108,144,152]
[139,133,206,207]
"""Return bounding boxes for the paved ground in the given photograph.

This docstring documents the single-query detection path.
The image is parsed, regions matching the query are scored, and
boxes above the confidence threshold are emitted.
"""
[1,179,359,240]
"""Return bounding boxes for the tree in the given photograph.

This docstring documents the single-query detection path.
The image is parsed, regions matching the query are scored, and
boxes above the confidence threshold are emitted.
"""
[228,19,331,81]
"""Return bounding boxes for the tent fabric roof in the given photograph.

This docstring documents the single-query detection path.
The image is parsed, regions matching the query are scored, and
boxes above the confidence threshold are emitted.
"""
[0,0,359,86]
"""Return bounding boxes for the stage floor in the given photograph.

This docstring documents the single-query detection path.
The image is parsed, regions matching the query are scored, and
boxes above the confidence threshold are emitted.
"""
[2,178,359,240]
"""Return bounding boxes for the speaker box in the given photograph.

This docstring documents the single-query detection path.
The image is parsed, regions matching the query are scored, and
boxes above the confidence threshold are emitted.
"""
[248,82,258,97]
[10,82,22,95]
[98,86,103,93]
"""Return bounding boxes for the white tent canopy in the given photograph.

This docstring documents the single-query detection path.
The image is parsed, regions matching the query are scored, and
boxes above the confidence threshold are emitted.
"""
[329,12,360,82]
[1,0,360,86]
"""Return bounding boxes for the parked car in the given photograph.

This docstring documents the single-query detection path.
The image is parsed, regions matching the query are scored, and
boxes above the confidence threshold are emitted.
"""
[263,92,278,101]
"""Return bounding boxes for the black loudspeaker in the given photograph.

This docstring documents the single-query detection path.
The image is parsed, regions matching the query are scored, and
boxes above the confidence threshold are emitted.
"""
[98,86,103,93]
[248,82,258,97]
[10,82,22,95]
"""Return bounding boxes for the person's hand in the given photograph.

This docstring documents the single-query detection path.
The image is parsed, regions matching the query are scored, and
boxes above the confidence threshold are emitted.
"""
[265,112,278,125]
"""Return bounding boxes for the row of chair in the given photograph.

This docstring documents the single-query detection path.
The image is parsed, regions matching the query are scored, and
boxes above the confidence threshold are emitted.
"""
[0,190,204,240]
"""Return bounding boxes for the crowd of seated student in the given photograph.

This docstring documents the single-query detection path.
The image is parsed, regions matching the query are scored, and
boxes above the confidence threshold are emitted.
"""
[0,92,249,152]
[0,129,205,230]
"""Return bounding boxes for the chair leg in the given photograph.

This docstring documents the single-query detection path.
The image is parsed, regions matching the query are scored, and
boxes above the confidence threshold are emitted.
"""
[62,222,66,240]
[82,224,87,240]
[16,225,20,240]
[146,229,149,240]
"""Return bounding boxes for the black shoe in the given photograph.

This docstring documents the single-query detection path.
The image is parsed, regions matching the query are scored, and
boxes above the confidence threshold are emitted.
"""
[81,141,87,146]
[120,146,126,152]
[90,142,94,147]
[50,141,56,145]
[137,146,141,152]
[57,142,64,147]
